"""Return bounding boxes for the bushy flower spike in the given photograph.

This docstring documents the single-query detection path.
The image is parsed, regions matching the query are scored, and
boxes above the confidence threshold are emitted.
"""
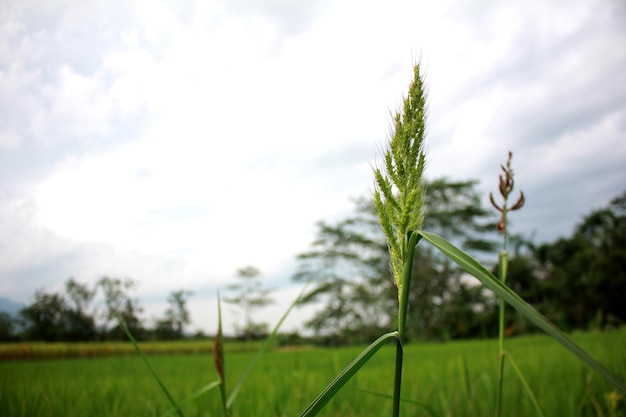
[374,64,428,296]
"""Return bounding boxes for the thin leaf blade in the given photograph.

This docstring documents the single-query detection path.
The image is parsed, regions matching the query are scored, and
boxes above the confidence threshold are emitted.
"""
[418,230,626,395]
[300,331,402,417]
[117,313,185,417]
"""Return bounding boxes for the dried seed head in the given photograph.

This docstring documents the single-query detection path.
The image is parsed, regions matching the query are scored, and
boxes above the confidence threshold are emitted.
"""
[490,151,524,237]
[510,191,525,211]
[489,192,502,212]
[213,330,224,382]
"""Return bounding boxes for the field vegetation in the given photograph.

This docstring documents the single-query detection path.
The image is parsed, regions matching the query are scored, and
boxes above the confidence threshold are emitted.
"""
[1,330,624,416]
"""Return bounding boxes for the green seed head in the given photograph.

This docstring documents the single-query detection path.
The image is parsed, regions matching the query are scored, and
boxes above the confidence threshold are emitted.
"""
[373,64,428,294]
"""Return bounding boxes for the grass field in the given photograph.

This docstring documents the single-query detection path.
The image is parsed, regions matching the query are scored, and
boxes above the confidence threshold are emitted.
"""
[1,330,624,416]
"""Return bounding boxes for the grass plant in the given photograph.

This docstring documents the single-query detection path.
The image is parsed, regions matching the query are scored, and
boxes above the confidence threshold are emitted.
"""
[488,151,541,417]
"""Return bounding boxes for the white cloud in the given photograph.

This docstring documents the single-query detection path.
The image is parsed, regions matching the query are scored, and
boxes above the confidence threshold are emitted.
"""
[1,0,625,332]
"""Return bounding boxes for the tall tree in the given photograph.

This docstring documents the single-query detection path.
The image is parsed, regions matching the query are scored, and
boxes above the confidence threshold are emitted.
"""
[293,178,498,342]
[64,278,97,341]
[155,289,193,339]
[224,266,273,340]
[0,312,15,341]
[536,191,626,330]
[18,291,69,341]
[97,277,144,340]
[407,179,498,340]
[293,198,396,344]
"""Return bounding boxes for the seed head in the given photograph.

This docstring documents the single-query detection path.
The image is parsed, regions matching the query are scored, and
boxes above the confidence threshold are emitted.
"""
[213,330,224,382]
[489,151,525,235]
[374,64,427,293]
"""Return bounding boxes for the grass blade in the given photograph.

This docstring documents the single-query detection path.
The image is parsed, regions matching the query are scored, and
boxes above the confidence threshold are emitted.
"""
[417,230,626,395]
[506,354,546,417]
[162,381,222,417]
[227,284,308,408]
[359,388,442,417]
[458,356,478,416]
[116,314,185,417]
[300,331,402,417]
[214,293,228,416]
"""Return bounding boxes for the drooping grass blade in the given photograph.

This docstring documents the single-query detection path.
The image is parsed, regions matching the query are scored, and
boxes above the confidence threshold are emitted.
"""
[506,354,546,417]
[117,314,185,417]
[418,230,626,395]
[162,381,221,417]
[359,388,442,417]
[300,331,402,417]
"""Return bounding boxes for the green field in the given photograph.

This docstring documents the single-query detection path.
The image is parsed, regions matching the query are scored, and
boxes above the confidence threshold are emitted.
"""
[1,331,625,416]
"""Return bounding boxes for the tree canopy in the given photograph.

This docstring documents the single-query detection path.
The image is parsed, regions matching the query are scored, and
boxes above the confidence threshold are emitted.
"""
[293,178,499,343]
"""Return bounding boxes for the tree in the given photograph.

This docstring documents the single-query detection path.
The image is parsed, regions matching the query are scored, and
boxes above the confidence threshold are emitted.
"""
[293,178,499,342]
[293,198,396,344]
[18,291,69,341]
[154,290,193,340]
[16,278,99,341]
[406,179,498,340]
[64,278,97,341]
[0,312,15,341]
[224,266,273,340]
[535,191,626,330]
[97,277,144,340]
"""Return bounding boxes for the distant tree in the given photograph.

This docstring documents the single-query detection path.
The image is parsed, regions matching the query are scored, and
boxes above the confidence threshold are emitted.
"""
[16,278,98,342]
[536,191,626,330]
[18,291,69,341]
[64,278,97,341]
[97,277,144,340]
[224,266,273,340]
[406,178,498,340]
[154,290,193,340]
[0,312,15,341]
[292,198,395,344]
[293,178,498,342]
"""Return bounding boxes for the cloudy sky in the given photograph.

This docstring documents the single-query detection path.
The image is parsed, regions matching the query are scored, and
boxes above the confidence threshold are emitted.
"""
[1,0,625,335]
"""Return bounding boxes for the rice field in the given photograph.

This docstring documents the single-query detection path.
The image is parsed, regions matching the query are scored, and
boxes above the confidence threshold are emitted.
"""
[1,330,624,416]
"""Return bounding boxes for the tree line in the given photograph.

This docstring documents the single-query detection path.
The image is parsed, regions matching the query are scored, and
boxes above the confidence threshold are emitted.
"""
[291,178,626,345]
[0,277,193,342]
[0,267,275,343]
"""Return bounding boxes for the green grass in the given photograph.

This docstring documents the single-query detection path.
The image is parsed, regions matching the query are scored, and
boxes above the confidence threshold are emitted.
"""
[1,330,624,416]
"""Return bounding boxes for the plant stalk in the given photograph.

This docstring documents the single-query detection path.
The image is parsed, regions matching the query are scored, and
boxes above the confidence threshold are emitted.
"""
[393,232,421,417]
[495,250,508,417]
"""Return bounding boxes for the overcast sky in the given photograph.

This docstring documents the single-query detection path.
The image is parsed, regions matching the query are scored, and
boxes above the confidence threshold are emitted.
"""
[1,0,625,335]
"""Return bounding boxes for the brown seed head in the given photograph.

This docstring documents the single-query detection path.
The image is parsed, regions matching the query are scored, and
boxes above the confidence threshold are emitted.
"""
[491,151,524,234]
[213,330,224,382]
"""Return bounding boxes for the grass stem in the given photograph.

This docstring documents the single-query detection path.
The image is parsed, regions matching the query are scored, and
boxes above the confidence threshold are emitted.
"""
[393,232,421,416]
[495,251,508,417]
[393,342,404,417]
